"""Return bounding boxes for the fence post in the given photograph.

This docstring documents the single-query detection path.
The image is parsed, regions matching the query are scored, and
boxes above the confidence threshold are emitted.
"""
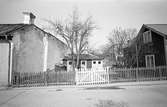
[44,71,48,86]
[75,70,78,85]
[107,68,110,84]
[17,72,20,87]
[77,70,79,85]
[11,72,14,87]
[136,67,139,81]
[159,67,162,80]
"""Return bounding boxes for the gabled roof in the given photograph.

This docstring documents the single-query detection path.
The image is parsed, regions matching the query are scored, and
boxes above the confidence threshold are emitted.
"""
[0,23,67,47]
[131,24,167,45]
[0,24,27,35]
[0,24,52,36]
[63,54,104,60]
[124,24,167,57]
[142,24,167,37]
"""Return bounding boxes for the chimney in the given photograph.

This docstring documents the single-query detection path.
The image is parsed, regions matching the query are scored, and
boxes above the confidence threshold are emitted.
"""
[23,12,36,24]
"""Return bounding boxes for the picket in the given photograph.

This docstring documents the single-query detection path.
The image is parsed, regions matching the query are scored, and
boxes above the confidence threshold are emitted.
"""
[11,66,167,87]
[76,68,109,85]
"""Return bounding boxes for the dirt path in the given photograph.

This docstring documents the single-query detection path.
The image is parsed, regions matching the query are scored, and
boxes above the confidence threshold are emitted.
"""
[0,84,167,107]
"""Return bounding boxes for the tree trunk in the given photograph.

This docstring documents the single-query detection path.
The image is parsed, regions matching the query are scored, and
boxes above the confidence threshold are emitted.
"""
[76,53,80,69]
[72,35,75,72]
[72,51,75,72]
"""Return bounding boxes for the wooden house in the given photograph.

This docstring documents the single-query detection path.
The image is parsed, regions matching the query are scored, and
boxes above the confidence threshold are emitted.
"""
[63,54,104,71]
[124,24,167,68]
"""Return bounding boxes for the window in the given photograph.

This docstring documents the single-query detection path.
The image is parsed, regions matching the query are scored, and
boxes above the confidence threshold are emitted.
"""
[98,61,101,64]
[145,55,155,67]
[93,61,96,64]
[7,35,13,40]
[82,61,85,65]
[69,61,72,65]
[143,30,152,43]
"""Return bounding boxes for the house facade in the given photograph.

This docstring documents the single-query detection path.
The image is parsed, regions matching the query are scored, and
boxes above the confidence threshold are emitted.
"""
[0,12,67,86]
[63,54,104,71]
[124,24,167,68]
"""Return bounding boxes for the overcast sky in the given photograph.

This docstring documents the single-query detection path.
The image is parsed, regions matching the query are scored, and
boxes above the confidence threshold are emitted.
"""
[0,0,167,49]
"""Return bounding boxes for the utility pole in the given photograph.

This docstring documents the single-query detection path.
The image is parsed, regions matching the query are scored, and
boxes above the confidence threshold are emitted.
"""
[136,44,139,68]
[136,44,139,81]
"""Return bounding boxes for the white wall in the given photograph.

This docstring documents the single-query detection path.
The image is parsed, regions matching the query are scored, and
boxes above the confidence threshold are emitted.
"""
[0,42,9,86]
[81,60,87,69]
[92,60,103,70]
[47,35,67,70]
[66,59,104,71]
[67,60,72,72]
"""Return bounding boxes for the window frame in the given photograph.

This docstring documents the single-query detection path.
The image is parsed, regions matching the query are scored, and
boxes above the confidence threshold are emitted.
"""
[81,61,85,65]
[143,30,152,43]
[68,61,72,65]
[145,55,155,67]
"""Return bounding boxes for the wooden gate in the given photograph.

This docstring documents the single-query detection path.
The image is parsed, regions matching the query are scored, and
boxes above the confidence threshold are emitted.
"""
[76,69,109,85]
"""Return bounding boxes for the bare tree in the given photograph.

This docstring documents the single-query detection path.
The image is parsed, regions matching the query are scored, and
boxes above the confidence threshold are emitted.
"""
[44,9,95,70]
[104,27,137,67]
[108,27,137,55]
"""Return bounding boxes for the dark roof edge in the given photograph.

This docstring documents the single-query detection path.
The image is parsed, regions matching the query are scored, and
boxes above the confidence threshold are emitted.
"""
[63,58,103,60]
[136,24,167,43]
[133,24,144,43]
[63,54,104,60]
[126,24,167,49]
[143,24,167,37]
[3,24,67,47]
[145,24,167,25]
[3,24,28,35]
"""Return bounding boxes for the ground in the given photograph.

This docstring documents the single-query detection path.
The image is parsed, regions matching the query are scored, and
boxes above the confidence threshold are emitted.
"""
[0,81,167,107]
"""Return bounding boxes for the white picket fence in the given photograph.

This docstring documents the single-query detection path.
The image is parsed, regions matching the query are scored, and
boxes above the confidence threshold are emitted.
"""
[75,66,167,85]
[76,68,110,85]
[12,66,167,87]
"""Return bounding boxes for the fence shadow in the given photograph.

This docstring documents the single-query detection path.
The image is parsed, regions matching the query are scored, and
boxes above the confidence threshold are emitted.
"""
[84,86,125,90]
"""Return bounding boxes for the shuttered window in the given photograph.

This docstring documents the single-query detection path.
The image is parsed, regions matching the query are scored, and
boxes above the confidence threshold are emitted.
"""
[143,30,152,43]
